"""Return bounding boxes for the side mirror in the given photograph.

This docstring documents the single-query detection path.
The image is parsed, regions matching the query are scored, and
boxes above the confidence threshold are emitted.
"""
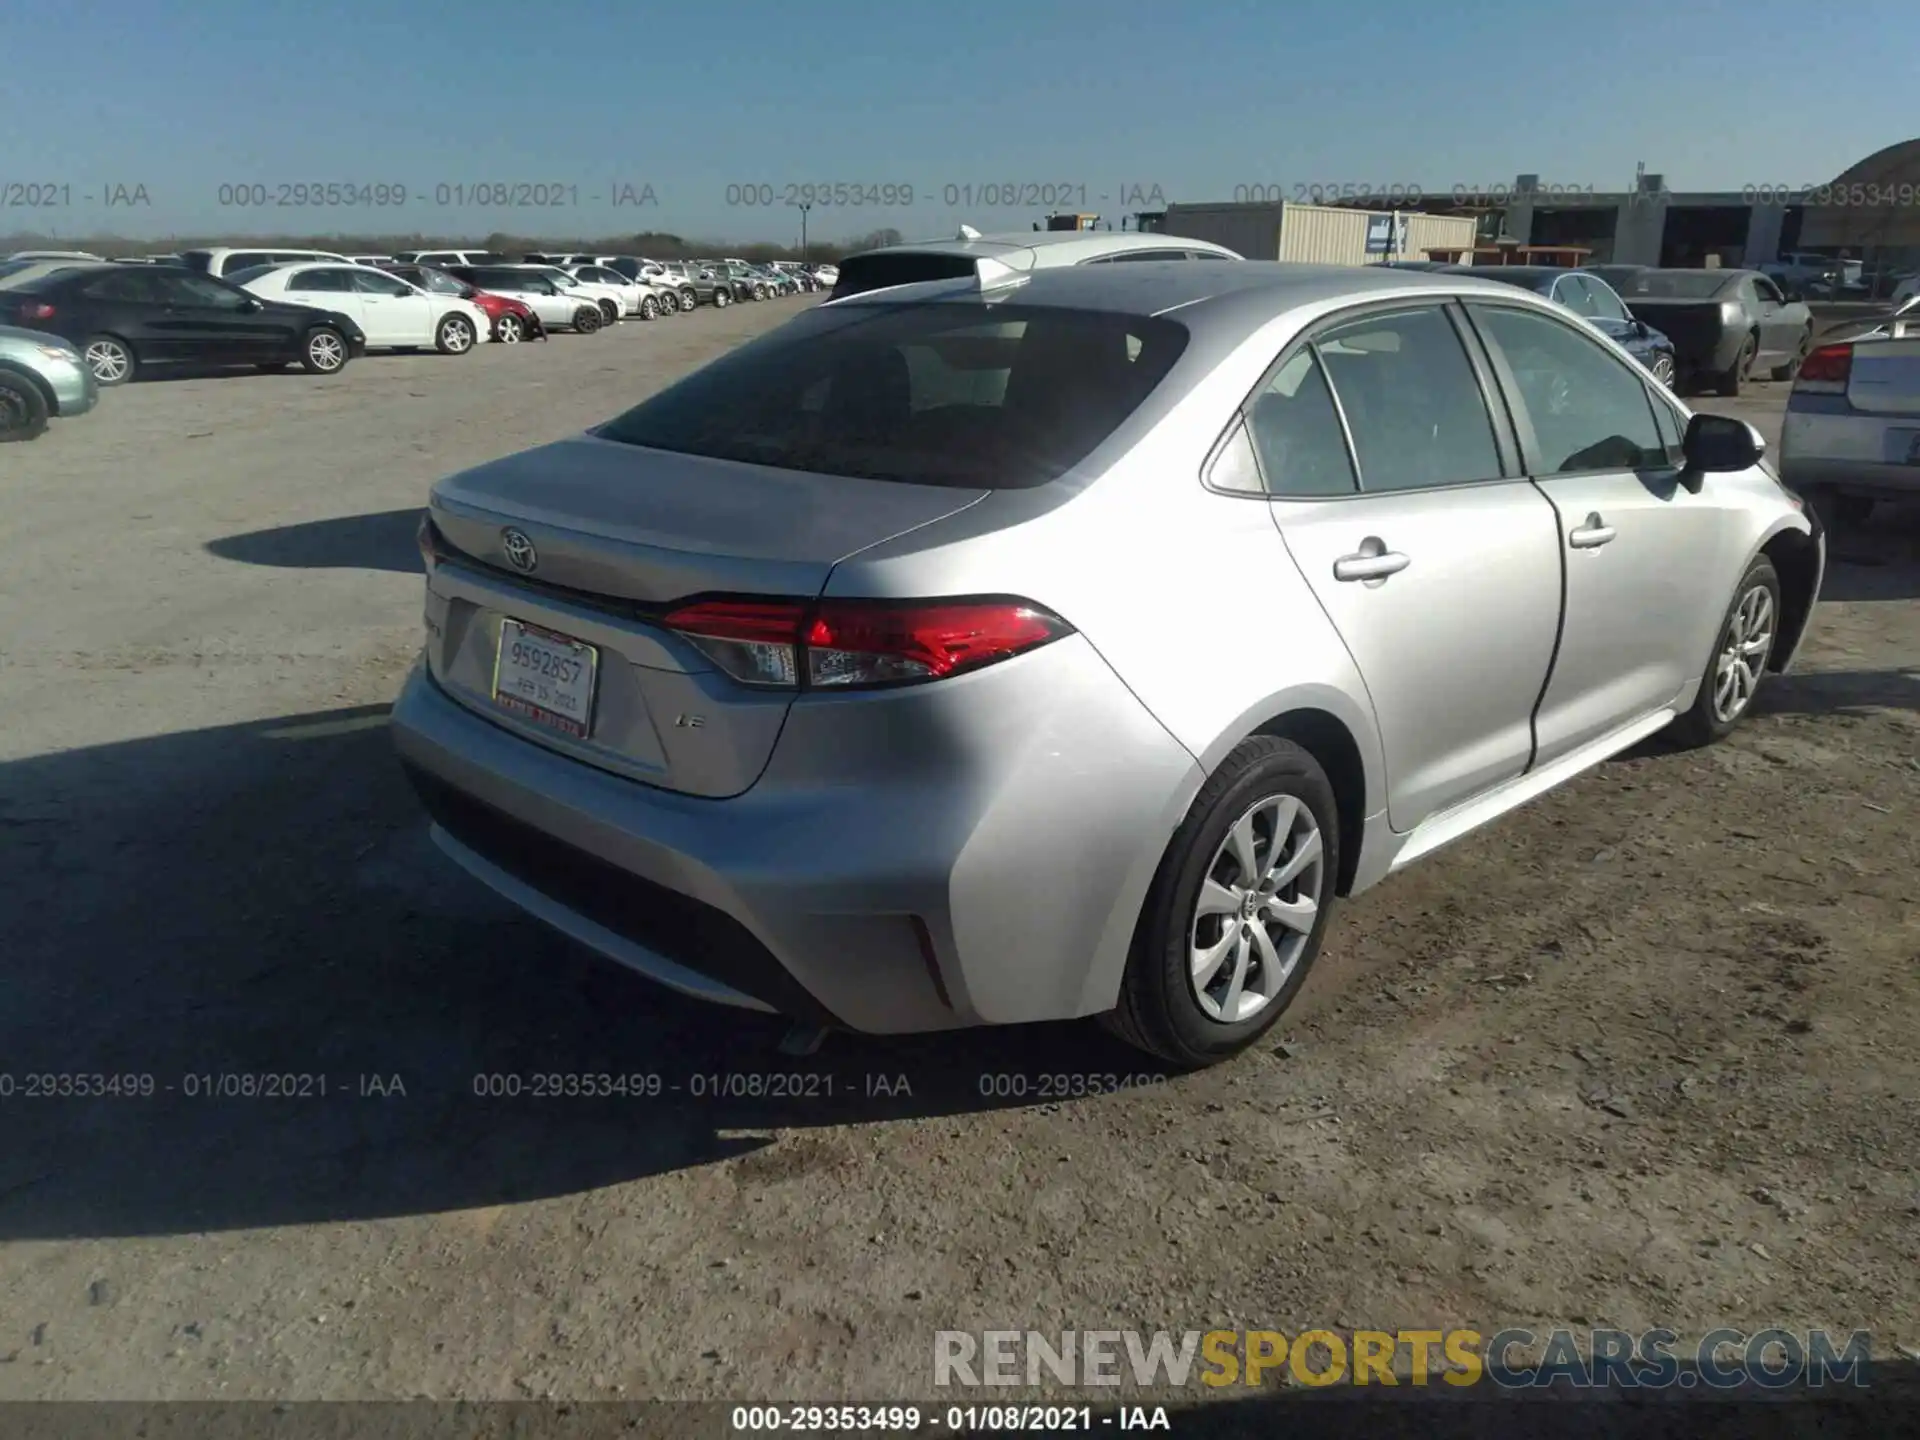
[1683,412,1765,484]
[459,286,478,299]
[243,296,264,312]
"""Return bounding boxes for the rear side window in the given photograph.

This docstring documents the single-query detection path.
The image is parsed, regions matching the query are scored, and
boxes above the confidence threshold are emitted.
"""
[596,302,1190,489]
[222,252,275,273]
[829,253,977,300]
[1244,350,1358,497]
[288,269,350,293]
[1314,306,1503,493]
[82,271,163,303]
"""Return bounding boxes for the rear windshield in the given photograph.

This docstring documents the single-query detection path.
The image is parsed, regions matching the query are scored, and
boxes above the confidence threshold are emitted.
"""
[1616,271,1735,299]
[595,301,1190,489]
[829,252,979,300]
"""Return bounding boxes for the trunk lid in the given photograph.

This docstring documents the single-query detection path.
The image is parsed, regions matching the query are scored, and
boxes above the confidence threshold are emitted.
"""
[423,434,987,797]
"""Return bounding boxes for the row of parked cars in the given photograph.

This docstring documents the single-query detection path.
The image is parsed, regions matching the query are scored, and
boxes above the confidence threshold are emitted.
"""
[0,246,837,442]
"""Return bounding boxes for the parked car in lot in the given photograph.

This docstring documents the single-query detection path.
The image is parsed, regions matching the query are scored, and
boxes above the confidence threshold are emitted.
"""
[1780,294,1920,527]
[9,265,365,383]
[829,227,1243,300]
[5,250,106,263]
[0,324,97,442]
[564,264,672,319]
[442,266,605,333]
[1591,267,1813,396]
[1452,266,1677,387]
[623,258,724,309]
[385,264,545,343]
[391,262,1822,1067]
[234,262,489,355]
[0,259,104,291]
[180,246,354,280]
[392,250,516,268]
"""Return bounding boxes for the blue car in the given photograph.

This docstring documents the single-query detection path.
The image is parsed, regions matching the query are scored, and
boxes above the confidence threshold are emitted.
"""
[1446,266,1678,390]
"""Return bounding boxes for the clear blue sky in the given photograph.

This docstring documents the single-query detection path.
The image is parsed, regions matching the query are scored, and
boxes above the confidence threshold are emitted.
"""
[5,0,1917,245]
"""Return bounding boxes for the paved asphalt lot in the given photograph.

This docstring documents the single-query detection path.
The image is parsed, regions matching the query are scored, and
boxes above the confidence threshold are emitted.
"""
[1,299,1916,1401]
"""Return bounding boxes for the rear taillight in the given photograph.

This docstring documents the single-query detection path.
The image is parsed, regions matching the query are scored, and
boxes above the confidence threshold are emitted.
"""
[661,597,1073,690]
[17,302,54,322]
[1796,342,1853,394]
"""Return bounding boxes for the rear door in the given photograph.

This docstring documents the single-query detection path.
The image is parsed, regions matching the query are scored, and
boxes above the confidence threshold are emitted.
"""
[282,267,363,335]
[73,269,173,357]
[1258,302,1563,831]
[1466,301,1733,764]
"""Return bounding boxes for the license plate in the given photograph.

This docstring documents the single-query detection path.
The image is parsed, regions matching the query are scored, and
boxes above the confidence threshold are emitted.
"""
[492,619,597,738]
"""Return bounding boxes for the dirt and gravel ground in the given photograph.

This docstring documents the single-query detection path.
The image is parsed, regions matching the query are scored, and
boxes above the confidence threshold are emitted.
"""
[1,300,1915,1403]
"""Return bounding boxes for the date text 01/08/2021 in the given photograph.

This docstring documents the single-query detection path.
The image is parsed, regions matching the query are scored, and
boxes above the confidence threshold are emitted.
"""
[727,1405,1172,1432]
[208,182,659,209]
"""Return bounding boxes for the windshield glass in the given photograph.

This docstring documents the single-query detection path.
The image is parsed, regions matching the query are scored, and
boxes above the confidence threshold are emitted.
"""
[595,301,1190,489]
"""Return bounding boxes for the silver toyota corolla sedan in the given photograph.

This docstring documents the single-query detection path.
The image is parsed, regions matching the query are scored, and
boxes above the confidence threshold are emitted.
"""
[392,261,1825,1067]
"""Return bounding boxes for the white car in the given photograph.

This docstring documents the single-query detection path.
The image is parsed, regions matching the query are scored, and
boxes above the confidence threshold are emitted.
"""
[5,249,106,263]
[180,246,353,279]
[828,227,1241,299]
[392,250,516,269]
[235,262,489,354]
[523,265,629,325]
[349,254,394,266]
[564,264,672,319]
[1780,293,1920,526]
[440,265,606,334]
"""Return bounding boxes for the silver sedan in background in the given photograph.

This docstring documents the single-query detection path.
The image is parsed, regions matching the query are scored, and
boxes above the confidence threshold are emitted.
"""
[392,263,1823,1067]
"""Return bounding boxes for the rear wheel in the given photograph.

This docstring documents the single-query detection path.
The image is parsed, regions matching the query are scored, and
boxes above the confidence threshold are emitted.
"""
[1667,555,1780,749]
[639,295,659,320]
[680,287,697,311]
[1771,328,1812,382]
[301,327,349,374]
[434,313,476,355]
[1714,333,1758,397]
[596,298,619,324]
[83,334,136,385]
[0,372,50,442]
[712,287,731,308]
[657,290,678,314]
[1648,353,1676,389]
[1103,737,1338,1068]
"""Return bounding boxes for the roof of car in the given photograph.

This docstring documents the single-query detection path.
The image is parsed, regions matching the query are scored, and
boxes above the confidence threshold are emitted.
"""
[1451,266,1566,288]
[830,260,1563,343]
[849,230,1241,265]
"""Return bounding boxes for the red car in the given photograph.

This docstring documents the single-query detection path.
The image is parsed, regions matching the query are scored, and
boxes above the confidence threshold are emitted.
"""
[383,263,544,342]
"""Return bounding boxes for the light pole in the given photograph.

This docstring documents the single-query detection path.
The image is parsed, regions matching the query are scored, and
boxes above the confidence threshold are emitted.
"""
[797,202,811,263]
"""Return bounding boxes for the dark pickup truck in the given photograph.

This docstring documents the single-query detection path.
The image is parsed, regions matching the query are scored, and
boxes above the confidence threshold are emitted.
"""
[1584,266,1814,397]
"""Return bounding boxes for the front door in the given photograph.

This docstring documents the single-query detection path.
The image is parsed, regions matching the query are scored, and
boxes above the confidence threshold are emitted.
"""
[1251,303,1564,831]
[151,273,283,363]
[1467,301,1734,765]
[350,267,434,344]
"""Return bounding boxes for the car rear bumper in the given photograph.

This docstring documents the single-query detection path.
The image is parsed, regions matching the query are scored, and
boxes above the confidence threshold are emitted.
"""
[1781,405,1920,495]
[390,640,1200,1035]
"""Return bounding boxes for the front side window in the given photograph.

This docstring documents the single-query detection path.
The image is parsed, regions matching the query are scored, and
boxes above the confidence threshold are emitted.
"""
[166,274,253,308]
[1244,349,1358,497]
[1469,304,1666,473]
[596,302,1190,489]
[1313,306,1503,493]
[350,269,413,296]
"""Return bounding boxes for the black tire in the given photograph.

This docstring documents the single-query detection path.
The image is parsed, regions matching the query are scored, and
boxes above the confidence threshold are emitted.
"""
[82,334,136,386]
[300,327,349,375]
[1771,328,1812,382]
[573,306,602,333]
[0,372,50,442]
[1714,333,1758,397]
[1666,554,1782,749]
[494,314,525,344]
[639,295,659,321]
[1103,736,1339,1068]
[712,287,731,308]
[434,313,477,355]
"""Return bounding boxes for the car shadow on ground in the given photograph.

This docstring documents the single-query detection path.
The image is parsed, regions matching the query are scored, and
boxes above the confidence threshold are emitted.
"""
[0,703,1177,1241]
[205,508,425,575]
[1756,666,1920,718]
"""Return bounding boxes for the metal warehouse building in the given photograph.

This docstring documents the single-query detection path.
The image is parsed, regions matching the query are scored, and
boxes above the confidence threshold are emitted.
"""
[1320,139,1920,283]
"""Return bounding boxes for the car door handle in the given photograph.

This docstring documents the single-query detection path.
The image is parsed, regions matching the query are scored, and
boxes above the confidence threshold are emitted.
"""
[1332,543,1410,582]
[1569,513,1617,548]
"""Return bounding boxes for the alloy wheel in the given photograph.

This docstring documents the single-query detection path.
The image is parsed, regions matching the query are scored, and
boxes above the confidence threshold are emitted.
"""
[1712,584,1775,723]
[308,332,345,371]
[85,339,131,383]
[1651,354,1676,388]
[496,316,523,344]
[1188,794,1326,1024]
[443,318,474,352]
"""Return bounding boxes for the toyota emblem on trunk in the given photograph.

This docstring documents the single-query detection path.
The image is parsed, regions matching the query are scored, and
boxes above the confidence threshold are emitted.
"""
[501,528,538,573]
